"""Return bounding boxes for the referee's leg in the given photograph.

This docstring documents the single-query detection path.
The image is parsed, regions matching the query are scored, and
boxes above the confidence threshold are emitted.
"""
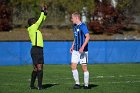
[30,65,37,89]
[37,64,43,90]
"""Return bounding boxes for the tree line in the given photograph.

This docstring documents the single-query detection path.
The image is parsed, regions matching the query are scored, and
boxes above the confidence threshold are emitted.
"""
[1,0,139,29]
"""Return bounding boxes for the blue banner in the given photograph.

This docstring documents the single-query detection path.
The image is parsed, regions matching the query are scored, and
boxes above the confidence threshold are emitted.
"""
[0,41,140,66]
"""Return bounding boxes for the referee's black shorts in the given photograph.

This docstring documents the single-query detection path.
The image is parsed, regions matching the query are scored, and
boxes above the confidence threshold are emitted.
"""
[30,46,44,65]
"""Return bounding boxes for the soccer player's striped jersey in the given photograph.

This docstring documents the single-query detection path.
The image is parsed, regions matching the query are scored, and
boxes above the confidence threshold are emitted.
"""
[73,22,89,51]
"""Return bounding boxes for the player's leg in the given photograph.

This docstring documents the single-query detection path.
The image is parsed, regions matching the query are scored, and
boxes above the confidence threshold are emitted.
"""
[81,64,90,89]
[71,63,79,84]
[37,64,43,90]
[71,50,80,89]
[30,65,37,89]
[71,63,81,89]
[80,52,90,89]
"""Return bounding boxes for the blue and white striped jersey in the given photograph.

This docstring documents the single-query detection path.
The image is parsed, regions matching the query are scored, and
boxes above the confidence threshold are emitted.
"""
[73,22,89,51]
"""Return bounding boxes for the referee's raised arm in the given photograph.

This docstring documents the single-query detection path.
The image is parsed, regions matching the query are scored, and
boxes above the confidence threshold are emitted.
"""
[35,6,48,29]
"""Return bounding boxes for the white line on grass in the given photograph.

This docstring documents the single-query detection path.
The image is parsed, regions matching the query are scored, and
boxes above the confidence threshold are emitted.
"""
[94,74,138,79]
[90,80,140,84]
[27,74,139,81]
[2,80,140,86]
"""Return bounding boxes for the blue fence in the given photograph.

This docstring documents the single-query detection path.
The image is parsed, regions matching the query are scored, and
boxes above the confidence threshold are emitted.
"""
[0,41,140,66]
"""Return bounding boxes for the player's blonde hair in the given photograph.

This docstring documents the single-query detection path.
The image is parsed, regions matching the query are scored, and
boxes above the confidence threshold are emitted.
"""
[72,12,81,19]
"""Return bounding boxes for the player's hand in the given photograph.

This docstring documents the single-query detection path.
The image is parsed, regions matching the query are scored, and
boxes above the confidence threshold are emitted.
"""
[79,47,84,53]
[70,47,73,53]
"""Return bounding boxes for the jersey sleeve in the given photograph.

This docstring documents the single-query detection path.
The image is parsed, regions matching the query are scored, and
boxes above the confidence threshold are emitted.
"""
[35,12,46,29]
[80,24,89,35]
[43,15,46,21]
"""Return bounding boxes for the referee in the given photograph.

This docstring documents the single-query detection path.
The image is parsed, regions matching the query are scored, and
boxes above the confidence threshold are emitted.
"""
[27,6,47,90]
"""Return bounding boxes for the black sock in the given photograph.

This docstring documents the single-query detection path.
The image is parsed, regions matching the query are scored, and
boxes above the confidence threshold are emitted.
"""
[30,71,37,87]
[37,70,43,88]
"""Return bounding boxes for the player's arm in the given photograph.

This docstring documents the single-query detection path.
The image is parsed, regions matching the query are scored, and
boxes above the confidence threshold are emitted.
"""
[79,24,90,53]
[35,6,47,29]
[70,39,75,53]
[79,33,90,53]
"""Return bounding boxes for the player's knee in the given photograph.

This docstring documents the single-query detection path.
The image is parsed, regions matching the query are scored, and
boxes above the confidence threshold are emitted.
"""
[71,63,77,70]
[71,67,76,70]
[82,65,88,72]
[83,69,88,72]
[36,64,43,71]
[37,67,42,71]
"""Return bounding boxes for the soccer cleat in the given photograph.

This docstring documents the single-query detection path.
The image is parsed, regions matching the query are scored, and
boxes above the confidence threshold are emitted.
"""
[73,84,81,89]
[83,86,91,89]
[30,86,37,89]
[38,87,43,90]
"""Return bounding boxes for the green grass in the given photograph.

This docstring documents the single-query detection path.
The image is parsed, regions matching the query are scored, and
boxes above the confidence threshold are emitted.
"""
[0,64,140,93]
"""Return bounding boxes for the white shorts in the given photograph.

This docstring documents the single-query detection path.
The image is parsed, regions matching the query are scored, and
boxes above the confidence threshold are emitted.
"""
[71,50,88,65]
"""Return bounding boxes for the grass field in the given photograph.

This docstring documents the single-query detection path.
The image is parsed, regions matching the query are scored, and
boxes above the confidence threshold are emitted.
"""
[0,64,140,93]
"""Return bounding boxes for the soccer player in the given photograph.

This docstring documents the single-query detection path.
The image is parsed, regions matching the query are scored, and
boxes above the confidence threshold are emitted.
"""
[27,5,47,90]
[70,12,90,89]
